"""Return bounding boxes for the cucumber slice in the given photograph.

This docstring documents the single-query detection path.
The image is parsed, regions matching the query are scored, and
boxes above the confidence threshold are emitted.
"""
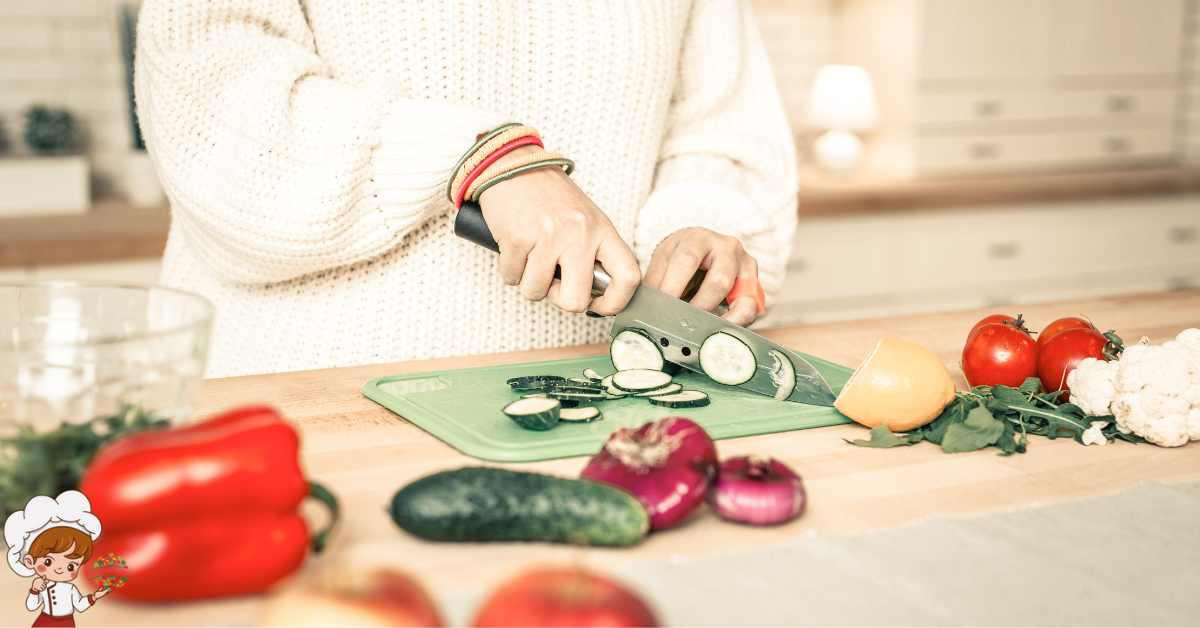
[611,369,674,392]
[509,375,566,391]
[566,378,604,389]
[503,397,561,430]
[634,382,682,397]
[610,328,665,371]
[767,349,796,400]
[521,393,579,407]
[582,368,604,382]
[648,390,710,408]
[559,407,603,423]
[546,390,608,402]
[699,332,757,386]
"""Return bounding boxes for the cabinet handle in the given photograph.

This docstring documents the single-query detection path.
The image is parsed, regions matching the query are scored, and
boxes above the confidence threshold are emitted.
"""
[1105,94,1134,113]
[972,98,1004,117]
[1169,226,1197,244]
[987,241,1021,259]
[786,258,807,272]
[969,142,1000,159]
[1103,136,1131,154]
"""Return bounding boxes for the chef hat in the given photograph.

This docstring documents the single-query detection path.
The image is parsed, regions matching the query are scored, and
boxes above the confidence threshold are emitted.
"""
[5,491,102,578]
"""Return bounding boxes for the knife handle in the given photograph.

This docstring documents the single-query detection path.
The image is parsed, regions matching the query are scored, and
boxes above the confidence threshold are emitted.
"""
[454,201,612,295]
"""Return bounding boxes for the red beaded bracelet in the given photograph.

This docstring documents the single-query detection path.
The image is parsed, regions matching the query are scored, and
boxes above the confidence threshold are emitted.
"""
[454,136,544,209]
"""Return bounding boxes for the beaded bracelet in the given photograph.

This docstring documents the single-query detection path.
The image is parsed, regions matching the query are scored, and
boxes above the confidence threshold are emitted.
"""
[445,122,522,202]
[470,157,576,203]
[454,136,545,209]
[449,124,541,202]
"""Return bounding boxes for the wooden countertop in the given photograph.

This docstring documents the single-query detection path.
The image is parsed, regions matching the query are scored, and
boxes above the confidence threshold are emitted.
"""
[2,290,1199,626]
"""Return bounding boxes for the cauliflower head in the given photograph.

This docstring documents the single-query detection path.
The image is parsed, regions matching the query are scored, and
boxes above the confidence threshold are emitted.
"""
[1066,358,1120,416]
[1109,330,1200,447]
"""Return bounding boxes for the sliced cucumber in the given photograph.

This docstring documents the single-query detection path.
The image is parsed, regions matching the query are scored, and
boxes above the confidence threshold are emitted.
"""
[767,349,796,400]
[503,397,561,430]
[610,328,665,371]
[699,332,757,386]
[546,389,608,402]
[634,382,682,397]
[559,407,603,423]
[522,392,578,407]
[565,378,605,389]
[611,369,674,392]
[509,375,566,391]
[648,390,710,408]
[582,368,604,382]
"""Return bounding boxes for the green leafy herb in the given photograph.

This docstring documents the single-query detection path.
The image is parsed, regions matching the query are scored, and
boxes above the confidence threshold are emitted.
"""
[848,377,1147,456]
[0,405,168,518]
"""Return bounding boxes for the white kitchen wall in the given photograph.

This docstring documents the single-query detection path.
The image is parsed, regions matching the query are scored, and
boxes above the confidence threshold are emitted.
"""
[748,0,837,147]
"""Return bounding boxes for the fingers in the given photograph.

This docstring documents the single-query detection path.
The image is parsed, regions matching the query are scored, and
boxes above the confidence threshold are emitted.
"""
[690,248,739,311]
[589,238,642,316]
[547,247,596,313]
[722,296,759,327]
[519,245,559,302]
[656,243,703,298]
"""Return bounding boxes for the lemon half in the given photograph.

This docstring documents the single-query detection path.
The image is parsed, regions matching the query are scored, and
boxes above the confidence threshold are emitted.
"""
[834,337,957,432]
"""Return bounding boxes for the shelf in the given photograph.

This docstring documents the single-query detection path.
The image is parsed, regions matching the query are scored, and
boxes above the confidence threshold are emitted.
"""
[0,198,170,267]
[797,164,1200,216]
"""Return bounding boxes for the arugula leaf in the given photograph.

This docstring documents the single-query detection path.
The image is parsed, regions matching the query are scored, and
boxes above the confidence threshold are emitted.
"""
[846,425,925,448]
[941,404,1006,453]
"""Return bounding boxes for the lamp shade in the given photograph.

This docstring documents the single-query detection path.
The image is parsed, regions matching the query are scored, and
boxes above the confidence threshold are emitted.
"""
[805,65,880,132]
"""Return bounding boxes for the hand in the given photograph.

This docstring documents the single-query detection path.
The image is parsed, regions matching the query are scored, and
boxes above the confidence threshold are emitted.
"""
[94,587,110,599]
[643,227,760,327]
[31,578,47,592]
[477,146,640,315]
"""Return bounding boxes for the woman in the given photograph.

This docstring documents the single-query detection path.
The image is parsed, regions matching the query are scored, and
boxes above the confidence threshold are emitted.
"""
[136,0,798,377]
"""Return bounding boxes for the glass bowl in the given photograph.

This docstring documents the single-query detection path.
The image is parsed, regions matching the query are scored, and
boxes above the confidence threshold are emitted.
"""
[0,282,214,434]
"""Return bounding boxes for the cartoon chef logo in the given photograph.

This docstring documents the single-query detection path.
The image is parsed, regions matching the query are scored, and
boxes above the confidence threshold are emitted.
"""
[5,491,109,627]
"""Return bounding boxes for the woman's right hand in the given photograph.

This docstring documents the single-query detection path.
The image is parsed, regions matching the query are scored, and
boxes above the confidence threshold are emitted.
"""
[476,147,641,316]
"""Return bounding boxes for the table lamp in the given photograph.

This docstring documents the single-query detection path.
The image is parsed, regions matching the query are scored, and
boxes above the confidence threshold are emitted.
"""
[805,65,879,173]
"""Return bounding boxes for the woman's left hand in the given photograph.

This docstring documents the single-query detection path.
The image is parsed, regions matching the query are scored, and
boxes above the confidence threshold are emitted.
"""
[643,227,760,326]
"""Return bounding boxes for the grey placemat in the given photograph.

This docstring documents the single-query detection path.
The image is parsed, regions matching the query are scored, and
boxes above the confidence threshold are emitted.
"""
[613,480,1200,626]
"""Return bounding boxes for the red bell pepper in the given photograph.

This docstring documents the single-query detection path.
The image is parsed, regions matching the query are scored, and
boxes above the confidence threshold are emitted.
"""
[79,405,336,601]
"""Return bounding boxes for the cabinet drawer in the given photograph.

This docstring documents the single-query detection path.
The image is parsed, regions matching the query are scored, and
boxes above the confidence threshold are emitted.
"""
[915,134,1057,174]
[917,92,1048,124]
[1049,89,1178,118]
[1058,130,1176,163]
[778,216,893,302]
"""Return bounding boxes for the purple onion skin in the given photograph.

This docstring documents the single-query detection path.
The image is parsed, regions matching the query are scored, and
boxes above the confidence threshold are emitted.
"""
[580,417,718,531]
[708,456,806,526]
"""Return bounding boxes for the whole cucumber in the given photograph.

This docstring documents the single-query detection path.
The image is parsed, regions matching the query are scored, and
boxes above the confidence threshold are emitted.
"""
[389,467,649,546]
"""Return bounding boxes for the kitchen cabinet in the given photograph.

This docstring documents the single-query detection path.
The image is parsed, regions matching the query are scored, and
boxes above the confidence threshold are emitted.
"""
[763,194,1200,326]
[838,0,1186,178]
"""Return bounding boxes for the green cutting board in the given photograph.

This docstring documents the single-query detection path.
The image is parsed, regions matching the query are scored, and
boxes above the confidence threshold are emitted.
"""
[362,353,854,463]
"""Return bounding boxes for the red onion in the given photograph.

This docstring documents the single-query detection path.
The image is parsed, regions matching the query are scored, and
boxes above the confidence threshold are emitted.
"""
[707,455,805,526]
[580,417,717,531]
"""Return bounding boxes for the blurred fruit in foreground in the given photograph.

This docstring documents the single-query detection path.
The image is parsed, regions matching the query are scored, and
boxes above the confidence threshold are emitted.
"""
[473,568,657,627]
[260,570,442,627]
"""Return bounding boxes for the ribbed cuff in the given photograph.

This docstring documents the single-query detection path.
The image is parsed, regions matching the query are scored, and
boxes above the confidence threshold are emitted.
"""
[632,182,779,298]
[369,97,510,220]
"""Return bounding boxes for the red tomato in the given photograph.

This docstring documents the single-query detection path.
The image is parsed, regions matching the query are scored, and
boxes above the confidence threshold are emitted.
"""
[473,569,658,627]
[1037,327,1113,400]
[967,314,1018,340]
[1037,316,1095,349]
[962,323,1039,388]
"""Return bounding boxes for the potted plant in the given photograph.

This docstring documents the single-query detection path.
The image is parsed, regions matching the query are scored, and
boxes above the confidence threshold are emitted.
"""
[0,105,90,218]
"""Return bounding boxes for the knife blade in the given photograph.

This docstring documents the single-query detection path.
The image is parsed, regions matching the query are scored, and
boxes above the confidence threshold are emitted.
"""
[454,201,837,406]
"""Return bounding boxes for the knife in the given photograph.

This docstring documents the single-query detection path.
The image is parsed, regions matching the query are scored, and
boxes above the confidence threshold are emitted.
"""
[454,201,837,406]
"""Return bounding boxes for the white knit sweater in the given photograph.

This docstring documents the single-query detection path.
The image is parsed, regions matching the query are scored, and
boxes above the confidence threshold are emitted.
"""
[137,0,798,378]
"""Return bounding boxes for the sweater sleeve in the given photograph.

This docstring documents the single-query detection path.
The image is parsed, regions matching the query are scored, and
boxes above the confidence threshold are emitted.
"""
[632,0,799,305]
[135,0,510,284]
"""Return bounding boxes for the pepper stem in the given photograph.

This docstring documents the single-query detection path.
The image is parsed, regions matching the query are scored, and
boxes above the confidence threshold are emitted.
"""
[307,481,339,553]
